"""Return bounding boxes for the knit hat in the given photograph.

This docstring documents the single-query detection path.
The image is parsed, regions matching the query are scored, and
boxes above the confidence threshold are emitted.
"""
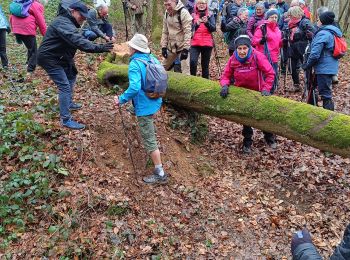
[265,8,279,19]
[319,11,335,25]
[128,33,150,53]
[234,35,251,49]
[298,0,305,5]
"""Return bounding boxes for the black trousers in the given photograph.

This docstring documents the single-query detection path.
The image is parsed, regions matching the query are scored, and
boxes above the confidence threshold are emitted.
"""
[290,41,308,85]
[242,125,274,147]
[0,29,8,68]
[15,34,37,72]
[190,46,213,79]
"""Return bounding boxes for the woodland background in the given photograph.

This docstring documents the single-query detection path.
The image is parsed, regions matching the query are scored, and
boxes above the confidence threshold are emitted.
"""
[0,0,350,259]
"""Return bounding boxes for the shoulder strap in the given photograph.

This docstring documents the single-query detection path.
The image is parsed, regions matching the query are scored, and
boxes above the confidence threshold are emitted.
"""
[261,24,267,37]
[178,6,184,28]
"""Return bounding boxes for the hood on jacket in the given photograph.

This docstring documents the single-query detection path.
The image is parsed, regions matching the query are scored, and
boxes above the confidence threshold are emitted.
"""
[321,24,342,37]
[174,0,185,11]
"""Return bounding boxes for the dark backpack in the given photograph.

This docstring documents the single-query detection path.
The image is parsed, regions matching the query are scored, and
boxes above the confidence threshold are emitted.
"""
[135,57,168,99]
[9,0,33,18]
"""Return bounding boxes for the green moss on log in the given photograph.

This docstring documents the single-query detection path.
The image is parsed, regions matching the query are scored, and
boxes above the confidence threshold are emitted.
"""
[97,61,350,157]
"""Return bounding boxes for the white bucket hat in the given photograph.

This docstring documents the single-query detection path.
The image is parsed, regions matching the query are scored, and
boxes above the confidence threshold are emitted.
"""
[128,34,150,54]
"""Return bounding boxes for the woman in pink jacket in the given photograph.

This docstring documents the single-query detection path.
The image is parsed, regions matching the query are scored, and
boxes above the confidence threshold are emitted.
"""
[10,0,47,75]
[252,9,282,93]
[219,35,276,154]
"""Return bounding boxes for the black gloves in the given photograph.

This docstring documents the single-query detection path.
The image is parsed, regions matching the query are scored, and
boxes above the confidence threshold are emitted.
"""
[260,36,267,45]
[180,49,189,60]
[162,48,168,59]
[291,229,313,255]
[261,90,271,96]
[100,42,114,52]
[220,85,229,98]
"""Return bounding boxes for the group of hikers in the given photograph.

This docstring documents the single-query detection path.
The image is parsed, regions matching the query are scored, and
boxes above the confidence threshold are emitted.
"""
[0,0,347,181]
[1,0,350,255]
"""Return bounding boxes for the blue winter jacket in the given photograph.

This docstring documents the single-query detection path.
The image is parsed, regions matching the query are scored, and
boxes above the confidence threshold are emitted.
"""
[119,52,162,117]
[305,25,342,75]
[0,5,10,31]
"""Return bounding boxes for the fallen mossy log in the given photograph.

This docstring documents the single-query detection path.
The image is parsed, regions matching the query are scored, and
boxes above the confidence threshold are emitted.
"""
[97,61,350,157]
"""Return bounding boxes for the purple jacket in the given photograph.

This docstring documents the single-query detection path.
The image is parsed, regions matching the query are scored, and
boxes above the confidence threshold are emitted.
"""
[247,14,264,39]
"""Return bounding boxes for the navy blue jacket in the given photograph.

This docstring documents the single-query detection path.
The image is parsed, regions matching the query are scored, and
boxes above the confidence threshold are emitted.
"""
[305,24,342,75]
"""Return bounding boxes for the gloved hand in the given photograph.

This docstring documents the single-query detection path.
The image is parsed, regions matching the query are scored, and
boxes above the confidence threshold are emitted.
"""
[260,36,267,45]
[291,229,313,255]
[100,42,114,52]
[162,48,168,59]
[261,90,271,96]
[220,85,229,98]
[180,49,189,60]
[301,63,309,71]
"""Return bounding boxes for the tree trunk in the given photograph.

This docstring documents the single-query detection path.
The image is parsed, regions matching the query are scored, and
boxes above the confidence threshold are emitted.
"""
[97,61,350,158]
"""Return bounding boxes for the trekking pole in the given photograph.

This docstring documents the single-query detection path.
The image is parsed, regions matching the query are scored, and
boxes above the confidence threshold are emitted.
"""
[121,0,129,41]
[113,88,138,179]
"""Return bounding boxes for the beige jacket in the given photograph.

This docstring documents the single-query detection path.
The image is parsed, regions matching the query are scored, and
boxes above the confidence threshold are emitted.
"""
[160,1,193,53]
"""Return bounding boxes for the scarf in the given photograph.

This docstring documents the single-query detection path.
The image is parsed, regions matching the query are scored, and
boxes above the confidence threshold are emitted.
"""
[288,17,302,41]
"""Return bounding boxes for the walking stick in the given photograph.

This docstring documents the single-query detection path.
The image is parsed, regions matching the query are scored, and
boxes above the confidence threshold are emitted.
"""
[121,0,129,41]
[114,89,138,181]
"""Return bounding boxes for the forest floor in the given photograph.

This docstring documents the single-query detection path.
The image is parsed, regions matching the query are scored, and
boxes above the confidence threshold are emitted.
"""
[1,6,350,260]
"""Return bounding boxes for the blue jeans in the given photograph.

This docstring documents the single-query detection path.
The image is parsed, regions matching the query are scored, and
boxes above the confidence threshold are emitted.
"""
[83,23,113,41]
[46,67,76,121]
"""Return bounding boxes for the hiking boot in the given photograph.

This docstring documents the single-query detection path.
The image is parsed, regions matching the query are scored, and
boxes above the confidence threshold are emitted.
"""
[143,168,168,184]
[267,140,277,149]
[242,145,251,154]
[61,118,85,130]
[69,103,82,111]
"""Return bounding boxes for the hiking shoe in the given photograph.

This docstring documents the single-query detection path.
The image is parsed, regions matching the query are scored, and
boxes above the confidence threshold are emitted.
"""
[61,118,85,130]
[267,141,277,149]
[143,168,168,184]
[69,103,82,111]
[242,145,251,154]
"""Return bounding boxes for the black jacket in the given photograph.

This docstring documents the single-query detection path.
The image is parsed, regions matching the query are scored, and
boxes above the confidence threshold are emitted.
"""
[38,12,106,70]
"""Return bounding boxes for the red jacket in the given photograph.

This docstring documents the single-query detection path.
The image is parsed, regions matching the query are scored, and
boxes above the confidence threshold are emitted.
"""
[252,21,282,63]
[303,6,311,20]
[190,4,216,47]
[10,0,47,36]
[220,48,274,92]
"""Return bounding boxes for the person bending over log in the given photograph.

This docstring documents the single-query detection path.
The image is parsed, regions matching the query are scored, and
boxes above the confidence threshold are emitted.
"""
[219,35,276,154]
